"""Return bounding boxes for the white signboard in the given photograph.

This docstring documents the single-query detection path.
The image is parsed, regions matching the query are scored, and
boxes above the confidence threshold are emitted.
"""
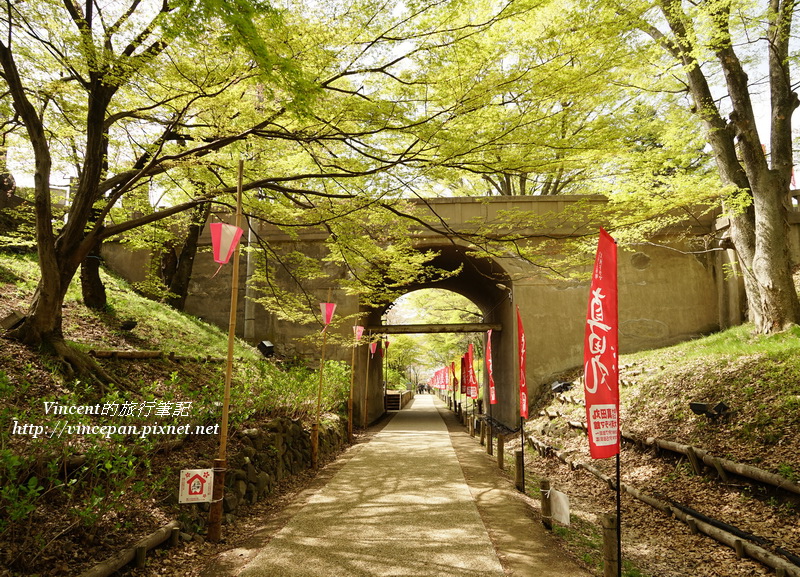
[550,488,570,526]
[179,469,213,503]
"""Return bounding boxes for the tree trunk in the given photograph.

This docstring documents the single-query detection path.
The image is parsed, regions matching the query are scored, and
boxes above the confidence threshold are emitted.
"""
[655,0,800,333]
[750,176,800,331]
[165,203,211,310]
[80,239,107,311]
[725,205,764,328]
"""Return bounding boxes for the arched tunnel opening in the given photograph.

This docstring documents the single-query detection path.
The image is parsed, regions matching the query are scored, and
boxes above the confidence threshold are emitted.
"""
[354,244,521,429]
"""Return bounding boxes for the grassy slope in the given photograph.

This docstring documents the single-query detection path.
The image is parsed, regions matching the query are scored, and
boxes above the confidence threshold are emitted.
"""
[545,324,800,477]
[0,253,348,575]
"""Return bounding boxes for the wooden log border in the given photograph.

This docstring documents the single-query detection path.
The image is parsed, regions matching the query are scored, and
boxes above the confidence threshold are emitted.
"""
[540,406,800,496]
[526,434,800,577]
[88,349,236,363]
[78,520,182,577]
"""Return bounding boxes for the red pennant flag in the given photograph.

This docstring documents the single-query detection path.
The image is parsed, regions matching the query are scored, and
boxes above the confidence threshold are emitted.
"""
[583,228,619,459]
[369,341,377,357]
[517,306,528,419]
[486,329,497,405]
[353,325,364,341]
[210,222,243,265]
[320,303,336,325]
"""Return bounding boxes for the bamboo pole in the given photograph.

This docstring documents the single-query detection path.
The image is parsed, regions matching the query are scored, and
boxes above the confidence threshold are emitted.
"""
[362,333,372,428]
[348,331,357,443]
[207,159,244,542]
[312,291,333,469]
[311,326,328,469]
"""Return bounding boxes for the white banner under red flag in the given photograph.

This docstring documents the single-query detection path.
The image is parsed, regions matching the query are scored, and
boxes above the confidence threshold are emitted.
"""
[583,228,620,459]
[486,329,497,405]
[517,306,528,419]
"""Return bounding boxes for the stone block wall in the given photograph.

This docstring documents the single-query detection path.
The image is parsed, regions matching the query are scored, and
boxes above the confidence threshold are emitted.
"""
[181,415,347,529]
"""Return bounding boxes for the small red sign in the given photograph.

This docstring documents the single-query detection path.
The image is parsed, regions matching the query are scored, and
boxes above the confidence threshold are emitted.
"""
[179,469,213,503]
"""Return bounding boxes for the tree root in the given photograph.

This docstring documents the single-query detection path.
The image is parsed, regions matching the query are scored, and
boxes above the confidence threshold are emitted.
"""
[9,321,135,396]
[48,339,134,396]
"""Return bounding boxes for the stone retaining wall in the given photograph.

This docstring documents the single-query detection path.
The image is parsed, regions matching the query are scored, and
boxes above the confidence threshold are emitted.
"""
[180,416,347,529]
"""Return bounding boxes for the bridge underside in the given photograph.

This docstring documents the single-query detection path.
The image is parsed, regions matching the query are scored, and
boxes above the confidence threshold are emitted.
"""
[356,243,519,428]
[365,323,502,334]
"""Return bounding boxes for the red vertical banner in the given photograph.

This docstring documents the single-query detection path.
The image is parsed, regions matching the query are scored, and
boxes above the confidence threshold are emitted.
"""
[517,306,528,419]
[583,228,619,459]
[460,355,467,395]
[450,362,458,393]
[486,329,497,405]
[466,343,478,399]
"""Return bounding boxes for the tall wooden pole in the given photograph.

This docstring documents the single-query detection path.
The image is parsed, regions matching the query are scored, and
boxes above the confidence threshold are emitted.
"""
[208,158,243,542]
[362,334,372,428]
[311,290,333,469]
[347,329,358,443]
[311,326,328,469]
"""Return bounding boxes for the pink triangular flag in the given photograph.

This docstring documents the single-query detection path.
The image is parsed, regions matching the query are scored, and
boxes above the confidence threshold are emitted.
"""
[320,302,336,325]
[210,222,243,265]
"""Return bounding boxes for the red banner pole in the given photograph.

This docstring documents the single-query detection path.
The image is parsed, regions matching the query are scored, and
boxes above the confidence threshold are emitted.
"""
[583,228,621,575]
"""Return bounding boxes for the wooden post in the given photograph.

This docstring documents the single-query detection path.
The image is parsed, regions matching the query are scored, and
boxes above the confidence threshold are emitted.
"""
[515,450,525,492]
[486,424,493,455]
[734,539,744,559]
[540,479,552,529]
[348,333,357,443]
[207,457,227,542]
[497,434,505,470]
[602,513,619,577]
[208,159,244,543]
[686,446,703,475]
[362,334,372,428]
[480,420,486,446]
[135,545,146,569]
[169,527,180,547]
[310,422,319,469]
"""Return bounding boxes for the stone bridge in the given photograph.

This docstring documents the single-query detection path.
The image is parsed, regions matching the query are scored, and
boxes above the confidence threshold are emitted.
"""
[103,195,800,429]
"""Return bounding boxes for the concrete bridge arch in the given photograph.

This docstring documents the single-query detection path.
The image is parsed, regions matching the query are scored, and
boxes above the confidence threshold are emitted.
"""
[101,195,776,429]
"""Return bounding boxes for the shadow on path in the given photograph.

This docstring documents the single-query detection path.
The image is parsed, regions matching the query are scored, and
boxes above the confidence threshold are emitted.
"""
[200,395,592,577]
